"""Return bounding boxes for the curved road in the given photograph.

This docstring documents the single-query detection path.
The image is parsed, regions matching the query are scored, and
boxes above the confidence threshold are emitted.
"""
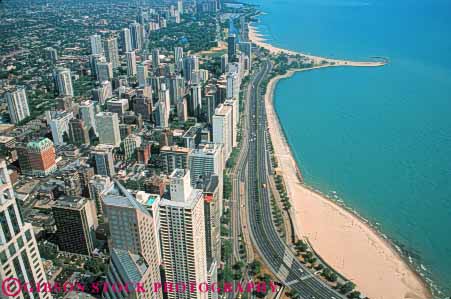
[243,59,347,299]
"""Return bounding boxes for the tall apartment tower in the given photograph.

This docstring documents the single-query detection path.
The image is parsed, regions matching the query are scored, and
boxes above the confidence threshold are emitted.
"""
[68,118,90,146]
[103,36,120,69]
[90,34,104,55]
[6,87,30,124]
[79,100,97,136]
[95,112,121,147]
[212,104,233,164]
[121,28,132,53]
[129,21,144,50]
[159,169,208,299]
[152,48,161,69]
[0,160,53,299]
[125,51,137,76]
[53,67,74,97]
[88,175,113,214]
[52,196,98,256]
[227,34,237,61]
[174,47,184,72]
[189,143,223,186]
[103,182,162,299]
[46,110,74,146]
[137,63,149,87]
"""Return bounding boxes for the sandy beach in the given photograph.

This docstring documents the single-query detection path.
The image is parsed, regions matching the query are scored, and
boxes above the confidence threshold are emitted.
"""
[250,24,433,298]
[248,25,387,67]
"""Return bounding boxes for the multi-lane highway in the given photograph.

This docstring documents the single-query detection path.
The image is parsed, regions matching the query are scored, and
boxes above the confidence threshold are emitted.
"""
[241,59,347,299]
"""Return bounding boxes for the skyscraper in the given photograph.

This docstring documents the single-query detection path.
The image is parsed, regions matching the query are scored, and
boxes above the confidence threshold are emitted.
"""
[212,104,233,164]
[103,36,120,69]
[95,112,121,147]
[226,71,240,99]
[68,118,90,146]
[137,63,149,87]
[52,196,98,256]
[174,46,184,72]
[5,87,30,124]
[125,51,137,76]
[103,182,162,299]
[46,110,74,146]
[159,169,208,299]
[79,100,97,137]
[152,48,160,69]
[129,21,144,50]
[91,144,115,178]
[220,54,228,74]
[90,34,104,55]
[227,34,237,61]
[0,160,53,299]
[189,143,223,186]
[53,67,74,97]
[133,95,153,122]
[96,61,113,82]
[121,28,132,53]
[183,55,199,82]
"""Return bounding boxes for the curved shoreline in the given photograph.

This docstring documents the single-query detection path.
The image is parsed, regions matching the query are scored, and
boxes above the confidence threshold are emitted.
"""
[264,67,433,299]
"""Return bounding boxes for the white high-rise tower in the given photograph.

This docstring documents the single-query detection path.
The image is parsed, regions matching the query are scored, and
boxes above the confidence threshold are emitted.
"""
[0,160,53,299]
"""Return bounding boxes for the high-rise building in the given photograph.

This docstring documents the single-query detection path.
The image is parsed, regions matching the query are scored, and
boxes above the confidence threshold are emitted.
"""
[90,144,115,177]
[201,174,221,289]
[79,100,97,137]
[52,196,98,256]
[177,97,188,122]
[5,87,30,124]
[53,68,74,97]
[177,0,184,13]
[137,63,149,87]
[160,145,192,174]
[68,118,90,146]
[88,175,113,214]
[159,169,208,299]
[226,71,240,99]
[92,80,113,104]
[0,160,53,299]
[168,75,185,105]
[103,36,120,69]
[152,48,160,69]
[224,98,239,148]
[44,47,58,63]
[133,96,153,122]
[96,61,113,82]
[125,51,137,76]
[95,112,121,147]
[220,54,228,74]
[129,22,144,50]
[17,138,57,177]
[182,55,199,82]
[190,84,202,117]
[227,34,237,61]
[46,110,74,146]
[239,42,252,70]
[189,143,223,186]
[103,182,162,299]
[121,28,132,53]
[174,46,184,72]
[212,104,233,163]
[90,34,104,55]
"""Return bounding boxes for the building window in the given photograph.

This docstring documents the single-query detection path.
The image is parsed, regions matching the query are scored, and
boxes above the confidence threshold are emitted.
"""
[0,250,7,264]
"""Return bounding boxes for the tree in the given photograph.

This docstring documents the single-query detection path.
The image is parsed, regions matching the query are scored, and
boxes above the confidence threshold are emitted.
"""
[339,282,356,294]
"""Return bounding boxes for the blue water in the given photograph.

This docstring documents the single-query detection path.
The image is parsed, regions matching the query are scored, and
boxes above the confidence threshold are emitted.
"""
[246,0,451,294]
